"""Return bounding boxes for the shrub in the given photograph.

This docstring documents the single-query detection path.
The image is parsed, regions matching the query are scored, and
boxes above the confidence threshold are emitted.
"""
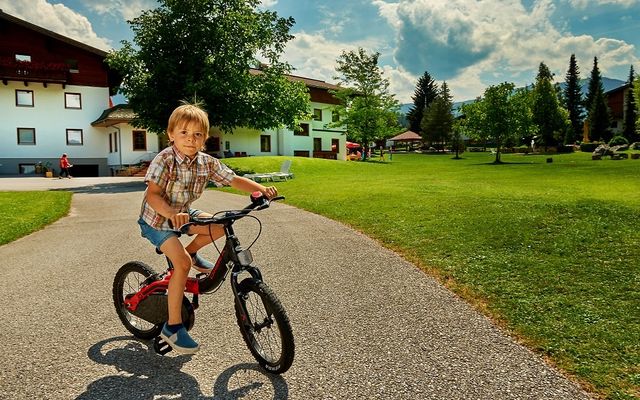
[580,142,600,152]
[609,136,629,146]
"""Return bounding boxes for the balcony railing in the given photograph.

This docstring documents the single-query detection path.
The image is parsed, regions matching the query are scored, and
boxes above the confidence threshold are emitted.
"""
[0,58,69,83]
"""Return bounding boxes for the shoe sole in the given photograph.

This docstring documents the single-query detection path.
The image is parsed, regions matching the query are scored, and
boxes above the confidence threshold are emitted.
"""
[160,331,200,355]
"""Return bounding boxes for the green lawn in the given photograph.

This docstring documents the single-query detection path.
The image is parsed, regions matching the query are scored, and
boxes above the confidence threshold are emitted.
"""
[0,191,72,246]
[223,151,640,400]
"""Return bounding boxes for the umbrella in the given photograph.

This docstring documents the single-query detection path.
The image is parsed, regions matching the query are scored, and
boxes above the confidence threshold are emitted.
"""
[346,141,361,149]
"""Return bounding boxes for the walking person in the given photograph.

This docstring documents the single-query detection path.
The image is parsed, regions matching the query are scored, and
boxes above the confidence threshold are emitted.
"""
[59,153,73,178]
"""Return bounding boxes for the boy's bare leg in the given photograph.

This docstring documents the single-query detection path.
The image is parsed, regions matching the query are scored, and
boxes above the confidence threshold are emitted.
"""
[184,224,224,255]
[159,236,192,325]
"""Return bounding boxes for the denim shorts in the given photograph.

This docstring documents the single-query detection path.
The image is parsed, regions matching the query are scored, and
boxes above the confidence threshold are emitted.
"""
[138,209,203,249]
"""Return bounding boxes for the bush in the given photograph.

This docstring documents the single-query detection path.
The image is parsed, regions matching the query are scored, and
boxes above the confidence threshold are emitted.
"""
[580,142,601,152]
[609,136,629,146]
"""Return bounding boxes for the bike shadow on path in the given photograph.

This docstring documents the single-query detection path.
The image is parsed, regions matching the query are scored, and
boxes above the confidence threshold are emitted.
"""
[77,336,289,400]
[51,181,147,194]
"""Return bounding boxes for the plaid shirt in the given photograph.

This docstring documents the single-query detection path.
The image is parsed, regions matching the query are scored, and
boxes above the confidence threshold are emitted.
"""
[140,146,236,229]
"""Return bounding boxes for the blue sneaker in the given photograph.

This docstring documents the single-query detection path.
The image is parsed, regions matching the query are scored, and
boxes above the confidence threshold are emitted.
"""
[190,253,214,273]
[160,324,199,354]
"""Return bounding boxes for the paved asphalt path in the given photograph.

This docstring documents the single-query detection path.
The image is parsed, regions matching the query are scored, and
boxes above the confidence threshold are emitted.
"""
[0,178,592,400]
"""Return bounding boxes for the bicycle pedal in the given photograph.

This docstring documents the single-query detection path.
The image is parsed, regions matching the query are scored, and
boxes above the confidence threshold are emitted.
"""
[153,336,173,355]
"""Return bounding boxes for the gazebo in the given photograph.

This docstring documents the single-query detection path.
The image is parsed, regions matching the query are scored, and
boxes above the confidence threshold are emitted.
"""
[390,130,422,150]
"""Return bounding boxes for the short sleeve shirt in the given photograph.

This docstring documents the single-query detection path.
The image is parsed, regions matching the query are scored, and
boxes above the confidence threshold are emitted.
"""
[140,146,236,230]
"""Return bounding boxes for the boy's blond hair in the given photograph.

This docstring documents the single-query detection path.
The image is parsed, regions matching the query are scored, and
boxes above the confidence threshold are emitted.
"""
[167,103,210,137]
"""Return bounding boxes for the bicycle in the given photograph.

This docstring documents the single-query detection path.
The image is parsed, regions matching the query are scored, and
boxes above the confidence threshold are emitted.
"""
[112,193,295,374]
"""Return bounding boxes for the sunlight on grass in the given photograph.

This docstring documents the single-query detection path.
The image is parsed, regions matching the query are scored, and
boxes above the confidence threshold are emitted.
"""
[0,191,72,245]
[223,151,640,400]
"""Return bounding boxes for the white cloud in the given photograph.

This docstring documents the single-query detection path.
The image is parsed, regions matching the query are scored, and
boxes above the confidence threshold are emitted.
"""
[0,0,112,50]
[260,0,279,7]
[84,0,155,22]
[567,0,638,8]
[372,0,639,101]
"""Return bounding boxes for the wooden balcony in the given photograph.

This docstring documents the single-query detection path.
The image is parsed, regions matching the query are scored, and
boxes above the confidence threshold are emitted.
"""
[0,58,69,85]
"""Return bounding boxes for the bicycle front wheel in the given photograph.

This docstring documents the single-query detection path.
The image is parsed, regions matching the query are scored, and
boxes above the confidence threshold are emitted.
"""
[235,278,294,374]
[113,261,162,339]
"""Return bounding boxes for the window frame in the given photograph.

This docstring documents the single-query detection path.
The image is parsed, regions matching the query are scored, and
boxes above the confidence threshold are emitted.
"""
[64,92,82,109]
[132,130,147,151]
[295,123,310,136]
[260,135,272,152]
[15,90,34,107]
[66,129,84,146]
[17,127,36,145]
[313,108,323,121]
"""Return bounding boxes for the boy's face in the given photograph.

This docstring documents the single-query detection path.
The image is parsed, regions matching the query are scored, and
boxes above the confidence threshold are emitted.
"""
[168,120,206,158]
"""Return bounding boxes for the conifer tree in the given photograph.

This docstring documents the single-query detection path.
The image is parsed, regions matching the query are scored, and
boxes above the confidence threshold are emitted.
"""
[407,71,438,134]
[623,65,637,141]
[421,82,454,149]
[533,62,567,148]
[564,54,583,143]
[585,57,611,142]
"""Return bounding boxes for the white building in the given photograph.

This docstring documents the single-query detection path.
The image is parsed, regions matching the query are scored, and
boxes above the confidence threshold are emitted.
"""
[0,10,345,177]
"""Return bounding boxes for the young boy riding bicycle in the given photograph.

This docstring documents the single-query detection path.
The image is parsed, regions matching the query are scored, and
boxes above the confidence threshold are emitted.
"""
[138,102,277,354]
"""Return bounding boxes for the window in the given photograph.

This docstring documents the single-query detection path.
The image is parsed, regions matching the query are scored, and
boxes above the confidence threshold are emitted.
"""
[314,138,322,152]
[293,150,310,157]
[260,135,271,152]
[16,90,34,107]
[313,108,322,121]
[65,93,82,109]
[109,133,113,153]
[114,132,118,152]
[15,54,31,62]
[332,138,340,152]
[225,141,230,151]
[332,110,340,123]
[206,136,220,152]
[66,129,83,145]
[295,123,309,136]
[132,130,147,151]
[19,164,36,175]
[17,128,36,145]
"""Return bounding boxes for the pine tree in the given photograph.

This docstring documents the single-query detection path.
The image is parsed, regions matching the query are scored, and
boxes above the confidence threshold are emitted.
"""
[532,62,567,148]
[421,82,454,149]
[564,54,583,143]
[407,71,438,134]
[586,57,611,142]
[623,65,637,141]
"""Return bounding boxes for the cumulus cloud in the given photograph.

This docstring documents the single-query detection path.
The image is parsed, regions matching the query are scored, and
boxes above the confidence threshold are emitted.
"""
[260,0,279,7]
[567,0,638,8]
[372,0,639,100]
[0,0,112,50]
[84,0,155,21]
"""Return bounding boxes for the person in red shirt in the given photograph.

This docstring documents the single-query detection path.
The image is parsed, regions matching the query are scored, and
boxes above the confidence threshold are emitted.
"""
[59,153,72,178]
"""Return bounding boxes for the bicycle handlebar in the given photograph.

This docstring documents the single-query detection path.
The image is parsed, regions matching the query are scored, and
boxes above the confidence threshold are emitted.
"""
[175,192,285,234]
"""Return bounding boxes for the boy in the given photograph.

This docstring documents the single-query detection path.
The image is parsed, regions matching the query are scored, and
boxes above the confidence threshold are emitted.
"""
[138,103,277,354]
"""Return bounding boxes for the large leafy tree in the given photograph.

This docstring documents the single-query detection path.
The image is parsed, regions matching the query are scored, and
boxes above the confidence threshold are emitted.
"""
[460,83,534,163]
[421,82,454,149]
[331,48,400,159]
[623,65,637,142]
[407,71,438,134]
[564,54,584,143]
[532,62,568,148]
[585,57,611,142]
[107,0,310,134]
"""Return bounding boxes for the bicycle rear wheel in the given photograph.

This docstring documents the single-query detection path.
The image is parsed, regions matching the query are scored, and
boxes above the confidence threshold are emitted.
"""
[235,278,294,374]
[113,261,162,339]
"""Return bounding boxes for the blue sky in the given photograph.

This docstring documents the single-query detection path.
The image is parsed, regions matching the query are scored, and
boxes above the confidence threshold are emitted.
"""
[2,0,638,103]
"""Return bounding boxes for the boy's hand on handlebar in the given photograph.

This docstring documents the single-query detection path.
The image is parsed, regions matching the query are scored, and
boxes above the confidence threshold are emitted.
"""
[169,212,190,230]
[261,186,278,200]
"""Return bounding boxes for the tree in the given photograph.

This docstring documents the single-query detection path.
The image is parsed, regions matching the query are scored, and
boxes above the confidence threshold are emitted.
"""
[623,65,637,142]
[420,82,454,149]
[532,62,568,148]
[460,83,534,163]
[585,57,611,142]
[407,71,438,135]
[331,48,401,159]
[564,54,584,143]
[107,0,310,134]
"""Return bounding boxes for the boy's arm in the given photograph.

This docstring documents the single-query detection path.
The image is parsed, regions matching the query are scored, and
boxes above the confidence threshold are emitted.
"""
[230,176,278,199]
[146,181,190,227]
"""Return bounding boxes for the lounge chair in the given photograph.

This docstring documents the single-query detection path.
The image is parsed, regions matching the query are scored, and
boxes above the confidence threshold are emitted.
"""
[243,160,294,182]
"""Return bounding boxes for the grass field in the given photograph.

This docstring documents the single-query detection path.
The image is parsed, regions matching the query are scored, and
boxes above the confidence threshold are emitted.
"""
[0,191,72,246]
[222,151,640,400]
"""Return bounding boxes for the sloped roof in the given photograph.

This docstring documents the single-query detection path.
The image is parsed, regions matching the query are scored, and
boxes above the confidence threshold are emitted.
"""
[249,68,341,91]
[91,104,136,127]
[390,130,422,141]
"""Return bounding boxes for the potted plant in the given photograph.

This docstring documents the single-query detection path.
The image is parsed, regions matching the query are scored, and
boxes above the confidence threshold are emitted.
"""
[43,162,53,178]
